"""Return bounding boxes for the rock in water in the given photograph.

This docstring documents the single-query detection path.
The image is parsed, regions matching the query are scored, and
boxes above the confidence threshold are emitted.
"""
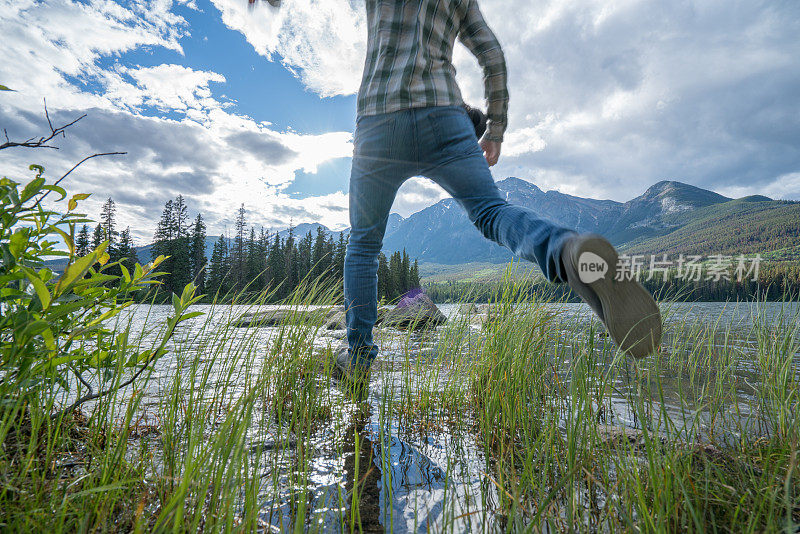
[382,291,446,330]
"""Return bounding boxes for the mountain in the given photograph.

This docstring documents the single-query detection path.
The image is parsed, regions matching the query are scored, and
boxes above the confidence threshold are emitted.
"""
[623,196,800,258]
[604,181,731,243]
[381,177,798,264]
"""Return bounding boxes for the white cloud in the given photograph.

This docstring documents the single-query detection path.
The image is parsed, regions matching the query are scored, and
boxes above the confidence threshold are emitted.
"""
[393,178,450,218]
[111,64,227,112]
[0,0,355,244]
[209,0,367,96]
[456,0,800,200]
[217,0,800,202]
[719,173,800,202]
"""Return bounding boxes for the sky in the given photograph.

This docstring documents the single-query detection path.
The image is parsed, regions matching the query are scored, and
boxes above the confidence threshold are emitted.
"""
[1,0,799,244]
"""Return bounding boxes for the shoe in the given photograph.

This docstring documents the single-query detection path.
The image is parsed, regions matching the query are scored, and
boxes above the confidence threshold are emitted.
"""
[561,234,662,358]
[332,345,376,381]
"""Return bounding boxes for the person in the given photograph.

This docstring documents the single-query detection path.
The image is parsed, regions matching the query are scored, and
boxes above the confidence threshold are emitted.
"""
[250,0,662,376]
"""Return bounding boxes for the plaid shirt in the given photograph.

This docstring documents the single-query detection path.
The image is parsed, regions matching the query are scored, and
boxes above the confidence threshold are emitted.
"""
[357,0,508,142]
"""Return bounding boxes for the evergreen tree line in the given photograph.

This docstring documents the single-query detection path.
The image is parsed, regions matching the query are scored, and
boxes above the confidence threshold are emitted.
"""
[204,205,421,301]
[82,196,422,302]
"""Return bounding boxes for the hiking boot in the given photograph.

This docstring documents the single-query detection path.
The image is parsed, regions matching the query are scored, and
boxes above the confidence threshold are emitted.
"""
[561,234,662,358]
[332,345,376,381]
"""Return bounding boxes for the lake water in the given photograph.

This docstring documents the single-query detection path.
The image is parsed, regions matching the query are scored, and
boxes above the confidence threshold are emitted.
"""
[115,300,799,532]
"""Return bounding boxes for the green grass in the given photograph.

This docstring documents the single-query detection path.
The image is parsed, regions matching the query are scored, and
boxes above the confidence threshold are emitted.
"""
[1,274,799,532]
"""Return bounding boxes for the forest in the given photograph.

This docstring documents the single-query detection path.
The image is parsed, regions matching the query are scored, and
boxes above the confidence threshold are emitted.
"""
[76,195,421,302]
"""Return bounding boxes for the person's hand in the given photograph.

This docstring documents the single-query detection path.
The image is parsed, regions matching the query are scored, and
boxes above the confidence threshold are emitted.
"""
[480,138,501,166]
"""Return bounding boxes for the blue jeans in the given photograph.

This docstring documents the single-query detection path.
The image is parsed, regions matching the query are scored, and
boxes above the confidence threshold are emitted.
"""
[344,105,575,366]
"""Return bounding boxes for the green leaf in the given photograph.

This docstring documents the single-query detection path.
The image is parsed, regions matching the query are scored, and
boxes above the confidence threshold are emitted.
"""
[21,320,51,338]
[179,311,204,321]
[41,184,67,201]
[35,352,90,371]
[21,176,45,202]
[28,164,44,178]
[51,226,75,255]
[9,229,28,259]
[0,84,12,91]
[41,328,56,351]
[23,269,51,309]
[54,251,98,296]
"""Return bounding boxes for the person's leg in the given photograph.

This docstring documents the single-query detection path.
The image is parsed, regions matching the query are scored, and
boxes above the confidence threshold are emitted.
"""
[344,112,414,370]
[416,105,575,282]
[415,105,661,358]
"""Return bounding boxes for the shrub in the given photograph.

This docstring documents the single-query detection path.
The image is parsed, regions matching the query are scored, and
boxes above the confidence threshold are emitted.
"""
[0,164,202,416]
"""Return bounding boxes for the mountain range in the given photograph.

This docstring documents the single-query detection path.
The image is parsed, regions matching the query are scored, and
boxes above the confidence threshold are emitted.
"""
[380,177,799,263]
[127,177,799,267]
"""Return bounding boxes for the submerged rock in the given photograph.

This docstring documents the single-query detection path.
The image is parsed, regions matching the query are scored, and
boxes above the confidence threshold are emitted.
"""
[382,291,446,330]
[325,311,346,330]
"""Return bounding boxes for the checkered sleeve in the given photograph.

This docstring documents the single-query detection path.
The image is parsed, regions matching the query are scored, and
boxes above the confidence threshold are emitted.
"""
[458,0,508,142]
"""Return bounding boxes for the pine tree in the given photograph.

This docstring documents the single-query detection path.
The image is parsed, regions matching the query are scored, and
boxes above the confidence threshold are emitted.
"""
[377,252,391,301]
[325,234,335,281]
[76,224,91,256]
[298,231,313,282]
[268,232,285,296]
[92,224,103,249]
[401,250,410,294]
[151,197,191,295]
[233,204,247,290]
[283,226,299,293]
[410,258,420,288]
[115,227,139,273]
[245,227,263,291]
[207,235,230,297]
[169,233,192,295]
[189,214,207,292]
[152,199,175,293]
[152,200,174,260]
[173,195,188,239]
[333,233,347,281]
[389,251,402,299]
[311,226,328,281]
[100,197,116,245]
[258,228,271,290]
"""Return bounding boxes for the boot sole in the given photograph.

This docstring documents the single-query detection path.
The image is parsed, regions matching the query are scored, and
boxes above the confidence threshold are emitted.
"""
[564,234,662,358]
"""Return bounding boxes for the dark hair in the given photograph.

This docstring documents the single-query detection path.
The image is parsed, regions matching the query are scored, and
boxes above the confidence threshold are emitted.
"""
[463,104,487,139]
